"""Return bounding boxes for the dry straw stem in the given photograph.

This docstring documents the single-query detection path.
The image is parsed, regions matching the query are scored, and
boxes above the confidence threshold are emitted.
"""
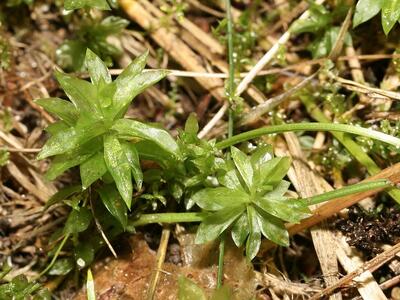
[275,134,342,300]
[146,227,171,300]
[309,241,400,300]
[234,0,326,97]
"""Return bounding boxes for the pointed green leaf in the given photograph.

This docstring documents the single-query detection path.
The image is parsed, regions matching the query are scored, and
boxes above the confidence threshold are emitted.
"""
[250,145,273,168]
[113,56,168,116]
[254,207,289,247]
[218,167,244,191]
[55,70,101,116]
[103,135,132,208]
[353,0,383,28]
[231,146,253,191]
[259,157,291,186]
[44,185,81,210]
[35,98,78,125]
[382,0,400,34]
[45,121,70,135]
[191,187,248,211]
[184,113,199,135]
[112,119,180,158]
[195,205,244,244]
[38,122,105,159]
[75,242,95,269]
[231,213,249,247]
[45,138,102,179]
[38,127,79,160]
[64,207,92,234]
[48,258,74,276]
[253,196,310,223]
[98,184,128,229]
[121,142,143,190]
[85,48,111,86]
[135,140,177,168]
[246,206,261,260]
[263,180,290,198]
[80,152,107,189]
[178,276,207,300]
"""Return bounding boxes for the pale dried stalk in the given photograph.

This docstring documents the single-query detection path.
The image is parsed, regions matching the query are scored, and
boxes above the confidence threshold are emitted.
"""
[275,134,342,300]
[146,227,170,300]
[309,242,400,300]
[335,235,387,300]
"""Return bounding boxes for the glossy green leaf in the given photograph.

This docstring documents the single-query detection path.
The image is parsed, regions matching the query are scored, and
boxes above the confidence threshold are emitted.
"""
[231,213,249,247]
[231,146,253,190]
[218,168,243,191]
[253,197,310,223]
[44,185,81,210]
[80,152,107,189]
[55,70,100,116]
[98,184,128,229]
[48,258,74,276]
[178,276,207,300]
[112,119,180,158]
[45,139,102,180]
[250,145,273,168]
[103,134,132,208]
[381,0,400,34]
[121,142,143,190]
[246,206,261,260]
[263,180,290,198]
[64,207,92,234]
[64,0,110,10]
[135,140,177,168]
[254,207,289,247]
[195,205,244,244]
[259,157,291,186]
[353,0,383,28]
[75,242,95,269]
[191,187,248,211]
[35,97,78,125]
[113,53,168,116]
[45,121,70,135]
[38,127,80,160]
[85,48,111,86]
[38,123,105,159]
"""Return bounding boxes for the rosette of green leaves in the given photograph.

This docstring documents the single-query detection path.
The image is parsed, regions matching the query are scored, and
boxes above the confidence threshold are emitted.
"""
[192,146,311,260]
[36,49,180,211]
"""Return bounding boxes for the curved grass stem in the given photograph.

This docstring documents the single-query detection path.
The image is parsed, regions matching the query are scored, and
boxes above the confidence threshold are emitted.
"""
[300,179,393,206]
[216,122,400,150]
[37,233,70,279]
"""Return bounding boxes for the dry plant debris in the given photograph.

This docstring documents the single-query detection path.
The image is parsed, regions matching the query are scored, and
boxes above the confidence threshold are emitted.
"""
[1,1,400,299]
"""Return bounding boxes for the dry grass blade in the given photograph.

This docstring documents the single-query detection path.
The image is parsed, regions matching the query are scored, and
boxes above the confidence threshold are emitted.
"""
[146,227,171,300]
[309,242,400,300]
[276,134,342,300]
